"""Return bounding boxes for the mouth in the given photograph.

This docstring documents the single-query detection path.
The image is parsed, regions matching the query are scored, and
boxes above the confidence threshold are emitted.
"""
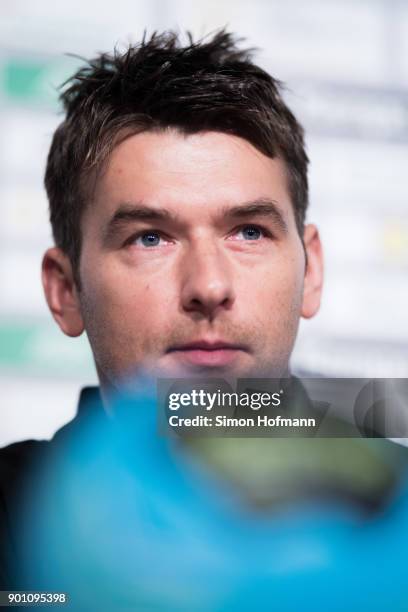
[166,340,248,368]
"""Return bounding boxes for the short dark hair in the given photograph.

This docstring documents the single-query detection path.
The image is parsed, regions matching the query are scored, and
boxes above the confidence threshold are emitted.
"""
[45,30,309,284]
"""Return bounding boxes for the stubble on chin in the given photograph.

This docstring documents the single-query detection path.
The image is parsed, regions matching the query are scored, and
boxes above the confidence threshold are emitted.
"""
[80,286,302,394]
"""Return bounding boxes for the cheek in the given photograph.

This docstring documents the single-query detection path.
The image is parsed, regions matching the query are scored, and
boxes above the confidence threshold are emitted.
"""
[248,256,304,322]
[80,262,175,345]
[79,272,172,379]
[82,260,145,313]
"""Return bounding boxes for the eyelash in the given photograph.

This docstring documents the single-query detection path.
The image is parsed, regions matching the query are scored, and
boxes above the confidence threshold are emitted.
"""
[124,224,272,247]
[123,230,172,248]
[230,224,272,240]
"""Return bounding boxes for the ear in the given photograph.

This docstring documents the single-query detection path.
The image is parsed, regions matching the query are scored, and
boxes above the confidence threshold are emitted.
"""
[301,224,324,319]
[42,247,84,337]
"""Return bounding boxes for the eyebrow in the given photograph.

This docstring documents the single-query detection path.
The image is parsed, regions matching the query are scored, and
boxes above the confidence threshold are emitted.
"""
[103,197,288,243]
[221,199,288,234]
[103,203,174,243]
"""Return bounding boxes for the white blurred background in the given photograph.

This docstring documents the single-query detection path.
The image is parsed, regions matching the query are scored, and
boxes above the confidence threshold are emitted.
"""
[1,0,407,446]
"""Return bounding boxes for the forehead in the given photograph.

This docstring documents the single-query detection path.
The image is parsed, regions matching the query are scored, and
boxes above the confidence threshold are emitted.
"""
[88,129,294,226]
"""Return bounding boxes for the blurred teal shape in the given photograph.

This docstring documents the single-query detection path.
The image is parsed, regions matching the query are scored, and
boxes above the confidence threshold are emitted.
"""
[21,386,408,611]
[0,319,94,376]
[2,56,81,107]
[4,59,45,100]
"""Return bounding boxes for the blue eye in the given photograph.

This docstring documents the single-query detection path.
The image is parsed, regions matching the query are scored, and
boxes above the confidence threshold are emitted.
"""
[139,232,161,247]
[240,226,262,240]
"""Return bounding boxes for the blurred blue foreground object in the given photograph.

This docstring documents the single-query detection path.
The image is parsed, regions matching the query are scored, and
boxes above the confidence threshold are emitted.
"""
[16,386,408,611]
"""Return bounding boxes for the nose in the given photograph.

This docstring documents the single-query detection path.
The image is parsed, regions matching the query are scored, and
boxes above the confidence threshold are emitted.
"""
[180,240,235,321]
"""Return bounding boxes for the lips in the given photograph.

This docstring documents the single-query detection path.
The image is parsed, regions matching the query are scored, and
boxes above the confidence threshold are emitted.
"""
[167,340,248,367]
[170,340,245,351]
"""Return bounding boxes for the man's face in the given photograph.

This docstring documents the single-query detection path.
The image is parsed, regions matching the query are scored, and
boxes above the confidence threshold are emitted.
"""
[44,130,322,388]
